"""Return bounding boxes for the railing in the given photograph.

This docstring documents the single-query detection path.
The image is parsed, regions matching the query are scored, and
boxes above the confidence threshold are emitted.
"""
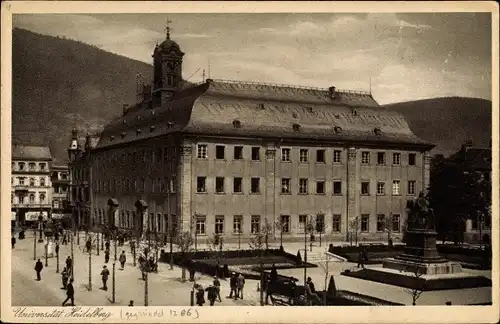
[12,203,52,208]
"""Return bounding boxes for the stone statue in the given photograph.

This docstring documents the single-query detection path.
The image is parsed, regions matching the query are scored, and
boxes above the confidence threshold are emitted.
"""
[407,192,436,231]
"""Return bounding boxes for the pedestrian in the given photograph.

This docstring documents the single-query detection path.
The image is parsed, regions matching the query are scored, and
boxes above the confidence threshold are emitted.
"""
[357,250,365,269]
[11,236,16,249]
[119,251,127,269]
[85,238,91,253]
[34,258,43,281]
[213,276,222,302]
[195,284,205,306]
[128,300,134,307]
[104,248,110,264]
[305,277,321,305]
[130,240,135,255]
[62,279,75,306]
[62,232,67,245]
[237,273,245,299]
[55,242,60,256]
[61,266,69,289]
[270,263,278,282]
[229,272,238,300]
[205,284,218,306]
[65,256,73,273]
[55,231,59,242]
[101,265,110,291]
[105,240,110,251]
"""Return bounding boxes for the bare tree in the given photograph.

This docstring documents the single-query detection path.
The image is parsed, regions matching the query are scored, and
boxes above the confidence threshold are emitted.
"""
[175,230,194,281]
[403,267,426,305]
[249,229,266,306]
[317,253,331,305]
[348,217,360,246]
[262,218,273,250]
[208,232,224,275]
[384,213,393,245]
[274,218,286,250]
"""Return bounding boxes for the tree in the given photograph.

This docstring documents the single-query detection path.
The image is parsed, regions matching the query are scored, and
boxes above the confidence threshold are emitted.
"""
[249,228,266,306]
[274,218,286,250]
[262,218,273,250]
[403,267,426,305]
[384,213,393,245]
[208,232,224,276]
[348,217,360,246]
[317,253,332,305]
[175,231,194,281]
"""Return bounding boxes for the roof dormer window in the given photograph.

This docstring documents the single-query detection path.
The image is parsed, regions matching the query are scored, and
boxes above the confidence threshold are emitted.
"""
[121,132,126,138]
[110,136,115,141]
[292,123,301,131]
[150,125,156,132]
[334,126,342,134]
[258,103,265,110]
[136,129,142,135]
[292,113,298,119]
[167,121,174,129]
[374,127,382,136]
[233,120,241,128]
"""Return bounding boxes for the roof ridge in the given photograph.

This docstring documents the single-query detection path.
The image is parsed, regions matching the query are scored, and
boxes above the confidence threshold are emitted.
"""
[198,79,372,96]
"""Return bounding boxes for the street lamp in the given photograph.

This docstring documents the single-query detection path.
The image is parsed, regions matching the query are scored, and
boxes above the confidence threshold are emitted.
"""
[38,214,44,243]
[45,240,48,267]
[56,242,60,273]
[112,262,116,303]
[33,227,37,260]
[88,242,92,291]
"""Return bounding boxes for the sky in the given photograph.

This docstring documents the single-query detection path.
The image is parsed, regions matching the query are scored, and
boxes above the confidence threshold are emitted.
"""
[13,12,492,104]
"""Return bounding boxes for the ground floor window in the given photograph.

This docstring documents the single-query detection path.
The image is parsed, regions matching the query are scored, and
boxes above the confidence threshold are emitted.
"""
[233,215,242,234]
[332,214,341,232]
[316,214,325,233]
[196,216,206,235]
[251,215,260,234]
[280,215,290,233]
[392,214,400,232]
[376,214,385,232]
[298,215,307,233]
[215,215,224,234]
[361,214,369,232]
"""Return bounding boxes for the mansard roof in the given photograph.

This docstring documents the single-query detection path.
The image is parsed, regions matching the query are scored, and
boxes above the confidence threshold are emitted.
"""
[12,145,52,161]
[96,79,434,150]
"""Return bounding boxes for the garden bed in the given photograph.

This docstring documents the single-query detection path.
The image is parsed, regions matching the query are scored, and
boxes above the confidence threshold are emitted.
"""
[341,268,492,291]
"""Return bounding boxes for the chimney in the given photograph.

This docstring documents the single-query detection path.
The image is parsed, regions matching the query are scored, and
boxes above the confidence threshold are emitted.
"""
[328,86,336,99]
[123,104,129,116]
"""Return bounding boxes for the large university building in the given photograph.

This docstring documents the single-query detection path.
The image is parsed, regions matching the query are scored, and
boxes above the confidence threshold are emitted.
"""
[68,29,434,243]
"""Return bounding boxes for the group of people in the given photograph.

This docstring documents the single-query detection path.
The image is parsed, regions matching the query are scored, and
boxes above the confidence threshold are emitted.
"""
[194,272,245,306]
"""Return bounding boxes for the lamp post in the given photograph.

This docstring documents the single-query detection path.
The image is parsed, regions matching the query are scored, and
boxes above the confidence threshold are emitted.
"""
[88,244,92,291]
[144,270,149,306]
[38,214,44,243]
[70,231,74,278]
[112,262,116,303]
[33,228,37,260]
[96,229,100,255]
[56,243,60,273]
[44,241,48,267]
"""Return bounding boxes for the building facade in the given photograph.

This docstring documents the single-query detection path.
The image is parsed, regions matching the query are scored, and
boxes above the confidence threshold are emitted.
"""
[69,30,434,243]
[11,145,52,225]
[50,164,71,222]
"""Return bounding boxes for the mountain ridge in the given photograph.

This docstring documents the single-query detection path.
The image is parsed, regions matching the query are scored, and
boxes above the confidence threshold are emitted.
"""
[12,28,492,163]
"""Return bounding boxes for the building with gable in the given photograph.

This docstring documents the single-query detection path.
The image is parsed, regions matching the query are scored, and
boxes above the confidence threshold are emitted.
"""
[68,28,434,243]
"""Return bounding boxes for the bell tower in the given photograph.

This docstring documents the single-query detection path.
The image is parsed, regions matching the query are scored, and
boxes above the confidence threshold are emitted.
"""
[68,129,81,162]
[152,20,185,105]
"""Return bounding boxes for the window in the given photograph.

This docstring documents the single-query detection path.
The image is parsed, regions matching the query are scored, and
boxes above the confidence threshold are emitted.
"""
[281,148,291,162]
[151,179,156,193]
[333,150,342,163]
[39,192,46,203]
[196,216,206,235]
[197,144,208,159]
[170,176,176,193]
[29,163,35,171]
[299,215,307,233]
[299,178,308,194]
[392,180,401,195]
[215,177,225,193]
[376,214,385,232]
[281,178,291,194]
[409,153,416,166]
[407,181,416,195]
[392,214,401,232]
[377,182,385,195]
[215,216,224,234]
[316,149,325,163]
[29,194,35,204]
[234,146,243,160]
[333,181,342,195]
[19,163,25,171]
[393,153,401,165]
[316,214,325,233]
[377,152,385,165]
[280,215,290,233]
[29,178,35,186]
[361,152,370,164]
[332,214,341,232]
[61,173,68,180]
[251,177,260,194]
[361,182,370,195]
[197,177,206,193]
[299,149,308,163]
[316,180,325,194]
[251,215,260,234]
[39,163,46,171]
[233,215,242,234]
[233,177,243,193]
[216,145,225,159]
[361,214,369,232]
[251,147,260,161]
[19,177,25,186]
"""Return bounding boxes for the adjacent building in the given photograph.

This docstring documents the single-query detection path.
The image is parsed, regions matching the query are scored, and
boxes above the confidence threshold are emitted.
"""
[68,28,434,243]
[11,145,52,226]
[50,164,72,224]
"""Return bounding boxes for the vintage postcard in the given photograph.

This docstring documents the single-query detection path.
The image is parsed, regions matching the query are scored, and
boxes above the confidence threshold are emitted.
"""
[1,1,498,323]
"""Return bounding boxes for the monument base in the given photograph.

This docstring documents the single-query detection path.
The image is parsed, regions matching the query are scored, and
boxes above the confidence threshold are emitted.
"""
[383,258,462,275]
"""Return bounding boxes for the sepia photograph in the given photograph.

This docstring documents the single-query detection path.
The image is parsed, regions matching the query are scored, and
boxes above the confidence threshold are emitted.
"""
[1,1,498,323]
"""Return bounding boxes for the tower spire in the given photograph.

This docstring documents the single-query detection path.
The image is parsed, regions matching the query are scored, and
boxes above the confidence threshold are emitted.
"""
[165,19,172,40]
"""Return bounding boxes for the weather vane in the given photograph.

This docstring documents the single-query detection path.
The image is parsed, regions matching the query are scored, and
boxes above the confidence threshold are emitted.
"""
[165,19,172,39]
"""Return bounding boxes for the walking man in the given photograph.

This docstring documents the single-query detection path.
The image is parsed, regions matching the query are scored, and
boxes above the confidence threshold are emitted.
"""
[237,273,245,299]
[85,238,92,253]
[62,279,75,306]
[205,284,218,306]
[229,272,238,300]
[101,265,110,291]
[11,236,16,249]
[65,256,73,274]
[213,276,222,302]
[34,258,44,281]
[104,248,110,264]
[119,250,127,269]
